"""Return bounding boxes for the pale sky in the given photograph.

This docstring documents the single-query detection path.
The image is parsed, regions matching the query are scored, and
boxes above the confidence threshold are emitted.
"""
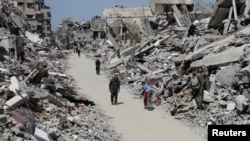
[44,0,216,31]
[44,0,150,31]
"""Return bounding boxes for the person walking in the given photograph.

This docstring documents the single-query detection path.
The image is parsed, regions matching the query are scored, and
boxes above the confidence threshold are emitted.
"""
[109,74,120,105]
[140,86,148,109]
[16,34,26,63]
[141,80,153,110]
[95,58,101,75]
[76,46,81,57]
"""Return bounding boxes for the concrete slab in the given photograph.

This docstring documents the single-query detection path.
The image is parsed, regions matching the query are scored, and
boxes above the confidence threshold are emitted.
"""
[3,94,27,110]
[191,46,245,68]
[34,127,50,141]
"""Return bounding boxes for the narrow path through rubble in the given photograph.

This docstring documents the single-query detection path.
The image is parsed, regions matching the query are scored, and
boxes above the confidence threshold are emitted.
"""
[67,54,204,141]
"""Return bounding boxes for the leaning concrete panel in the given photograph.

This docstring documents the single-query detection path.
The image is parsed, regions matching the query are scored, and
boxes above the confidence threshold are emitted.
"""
[106,32,119,50]
[34,127,50,141]
[140,18,153,36]
[185,25,250,61]
[191,46,245,68]
[208,0,245,28]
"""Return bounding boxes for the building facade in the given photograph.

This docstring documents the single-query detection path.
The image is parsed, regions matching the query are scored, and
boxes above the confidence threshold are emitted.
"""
[16,0,51,37]
[150,0,194,14]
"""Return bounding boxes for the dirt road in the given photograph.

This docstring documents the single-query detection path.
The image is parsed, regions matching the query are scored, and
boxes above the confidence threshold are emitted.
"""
[67,54,204,141]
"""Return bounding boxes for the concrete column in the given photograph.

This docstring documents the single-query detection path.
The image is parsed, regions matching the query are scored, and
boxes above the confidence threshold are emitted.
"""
[44,21,47,37]
[232,0,238,20]
[120,23,123,35]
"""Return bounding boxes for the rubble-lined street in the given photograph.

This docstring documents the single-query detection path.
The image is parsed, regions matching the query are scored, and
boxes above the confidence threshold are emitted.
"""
[67,53,204,141]
[1,0,250,140]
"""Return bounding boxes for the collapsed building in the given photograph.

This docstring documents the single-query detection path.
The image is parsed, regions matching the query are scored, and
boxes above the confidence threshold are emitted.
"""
[0,0,122,141]
[55,0,250,137]
[1,0,248,140]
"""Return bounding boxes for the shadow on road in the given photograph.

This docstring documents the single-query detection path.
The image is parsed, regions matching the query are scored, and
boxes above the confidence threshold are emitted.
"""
[114,102,124,105]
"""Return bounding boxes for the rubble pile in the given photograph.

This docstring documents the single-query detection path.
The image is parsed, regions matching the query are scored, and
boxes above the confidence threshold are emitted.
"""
[0,1,122,141]
[0,47,122,140]
[1,0,250,140]
[54,0,250,136]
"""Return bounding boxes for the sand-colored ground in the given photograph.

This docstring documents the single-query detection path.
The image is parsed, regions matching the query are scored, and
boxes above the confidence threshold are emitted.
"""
[67,54,204,141]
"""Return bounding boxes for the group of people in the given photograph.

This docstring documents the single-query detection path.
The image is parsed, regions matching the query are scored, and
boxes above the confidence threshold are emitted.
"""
[94,59,121,105]
[108,73,154,110]
[94,56,155,109]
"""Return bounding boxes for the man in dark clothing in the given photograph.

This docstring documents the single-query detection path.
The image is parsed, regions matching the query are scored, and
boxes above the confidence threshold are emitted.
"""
[16,35,25,62]
[95,59,101,75]
[109,74,120,105]
[76,46,80,57]
[187,24,196,37]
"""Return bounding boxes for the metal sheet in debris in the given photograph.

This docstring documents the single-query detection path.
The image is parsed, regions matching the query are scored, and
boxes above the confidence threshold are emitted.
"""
[11,107,35,135]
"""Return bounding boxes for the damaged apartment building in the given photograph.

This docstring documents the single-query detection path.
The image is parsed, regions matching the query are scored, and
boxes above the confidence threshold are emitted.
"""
[0,0,52,62]
[0,0,51,37]
[15,0,52,37]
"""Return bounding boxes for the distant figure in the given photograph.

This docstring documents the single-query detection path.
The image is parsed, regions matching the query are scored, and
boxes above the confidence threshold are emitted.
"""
[187,24,196,37]
[141,80,153,110]
[95,58,101,75]
[73,46,77,54]
[109,74,120,105]
[76,46,81,57]
[16,34,26,63]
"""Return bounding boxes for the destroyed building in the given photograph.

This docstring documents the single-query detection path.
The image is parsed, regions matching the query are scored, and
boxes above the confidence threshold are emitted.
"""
[0,0,52,37]
[15,0,52,37]
[2,0,244,140]
[90,18,106,40]
[54,0,250,139]
[150,0,194,15]
[103,6,154,44]
[2,0,250,139]
[0,0,124,140]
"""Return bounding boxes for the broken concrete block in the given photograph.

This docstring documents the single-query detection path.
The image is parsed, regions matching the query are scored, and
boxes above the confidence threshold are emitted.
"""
[25,31,43,45]
[11,126,24,137]
[215,64,241,87]
[0,115,8,123]
[48,130,59,140]
[0,67,9,73]
[3,94,27,110]
[67,115,74,122]
[234,95,248,112]
[8,76,20,94]
[48,72,67,77]
[203,91,215,103]
[34,127,50,141]
[219,100,227,108]
[227,102,236,111]
[242,89,250,100]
